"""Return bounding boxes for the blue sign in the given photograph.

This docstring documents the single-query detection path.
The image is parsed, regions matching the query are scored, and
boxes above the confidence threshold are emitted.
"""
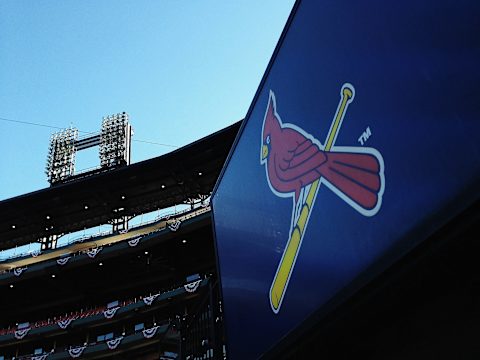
[212,0,480,359]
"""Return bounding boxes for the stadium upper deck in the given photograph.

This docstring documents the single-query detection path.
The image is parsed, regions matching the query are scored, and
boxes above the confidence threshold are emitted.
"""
[0,121,240,250]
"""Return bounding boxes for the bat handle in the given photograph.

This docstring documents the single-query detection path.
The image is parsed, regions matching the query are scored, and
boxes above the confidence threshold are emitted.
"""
[324,83,355,151]
[270,181,319,312]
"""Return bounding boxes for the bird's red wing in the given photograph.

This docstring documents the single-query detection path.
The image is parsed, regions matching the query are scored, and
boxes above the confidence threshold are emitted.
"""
[276,129,327,184]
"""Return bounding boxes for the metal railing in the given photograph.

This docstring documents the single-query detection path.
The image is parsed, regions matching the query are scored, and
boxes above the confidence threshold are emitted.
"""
[0,200,210,262]
[180,280,226,360]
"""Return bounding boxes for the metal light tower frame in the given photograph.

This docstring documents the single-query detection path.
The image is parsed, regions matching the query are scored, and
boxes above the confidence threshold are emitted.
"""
[45,127,78,185]
[43,113,133,248]
[100,112,132,168]
[45,113,132,186]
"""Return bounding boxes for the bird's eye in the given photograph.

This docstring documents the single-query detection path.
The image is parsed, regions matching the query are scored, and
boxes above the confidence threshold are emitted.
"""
[266,135,271,145]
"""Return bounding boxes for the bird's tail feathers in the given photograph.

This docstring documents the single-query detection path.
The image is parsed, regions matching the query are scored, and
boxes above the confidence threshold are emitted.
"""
[320,151,382,210]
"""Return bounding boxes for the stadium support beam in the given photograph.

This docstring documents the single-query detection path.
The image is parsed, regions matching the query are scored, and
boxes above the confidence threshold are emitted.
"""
[38,233,63,250]
[184,194,210,209]
[109,215,134,233]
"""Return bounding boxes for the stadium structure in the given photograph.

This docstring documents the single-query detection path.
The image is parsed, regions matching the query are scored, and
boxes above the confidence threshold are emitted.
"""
[0,116,240,360]
[1,113,479,360]
[2,1,480,359]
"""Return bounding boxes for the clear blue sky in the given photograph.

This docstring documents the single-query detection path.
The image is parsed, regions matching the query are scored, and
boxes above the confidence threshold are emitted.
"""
[0,0,295,200]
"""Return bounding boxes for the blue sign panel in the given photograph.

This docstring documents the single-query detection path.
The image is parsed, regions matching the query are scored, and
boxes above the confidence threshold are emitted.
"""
[212,1,480,359]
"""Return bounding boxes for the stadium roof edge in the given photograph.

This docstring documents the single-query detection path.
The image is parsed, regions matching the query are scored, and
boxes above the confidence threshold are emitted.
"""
[0,121,241,250]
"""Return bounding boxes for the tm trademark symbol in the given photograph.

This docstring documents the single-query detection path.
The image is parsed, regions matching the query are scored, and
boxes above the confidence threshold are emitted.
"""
[358,126,372,145]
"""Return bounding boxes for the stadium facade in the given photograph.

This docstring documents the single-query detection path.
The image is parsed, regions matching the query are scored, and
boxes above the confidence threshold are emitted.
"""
[0,122,240,360]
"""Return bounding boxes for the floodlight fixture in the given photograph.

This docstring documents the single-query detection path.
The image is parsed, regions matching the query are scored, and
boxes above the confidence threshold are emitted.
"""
[45,112,132,185]
[45,127,78,185]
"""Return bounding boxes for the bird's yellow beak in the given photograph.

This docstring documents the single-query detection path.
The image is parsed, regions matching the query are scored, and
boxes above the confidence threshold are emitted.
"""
[262,145,269,160]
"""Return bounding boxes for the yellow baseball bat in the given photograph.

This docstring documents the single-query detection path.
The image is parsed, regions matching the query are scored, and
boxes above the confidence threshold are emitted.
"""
[269,84,355,313]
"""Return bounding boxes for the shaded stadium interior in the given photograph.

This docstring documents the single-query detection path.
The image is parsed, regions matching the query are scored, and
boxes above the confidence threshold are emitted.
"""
[0,122,240,359]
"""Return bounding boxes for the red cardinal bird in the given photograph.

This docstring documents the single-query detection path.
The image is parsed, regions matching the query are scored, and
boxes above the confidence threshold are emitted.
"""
[261,92,383,212]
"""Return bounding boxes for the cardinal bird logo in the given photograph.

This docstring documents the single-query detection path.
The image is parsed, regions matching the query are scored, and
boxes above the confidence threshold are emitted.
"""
[261,83,385,313]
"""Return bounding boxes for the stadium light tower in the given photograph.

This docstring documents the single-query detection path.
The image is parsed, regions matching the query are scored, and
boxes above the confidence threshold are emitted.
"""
[45,113,132,186]
[43,112,133,247]
[100,112,132,168]
[45,127,78,185]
